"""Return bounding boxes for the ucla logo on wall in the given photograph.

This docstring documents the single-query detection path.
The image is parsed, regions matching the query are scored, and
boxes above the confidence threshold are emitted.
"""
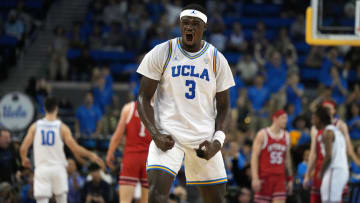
[0,92,35,131]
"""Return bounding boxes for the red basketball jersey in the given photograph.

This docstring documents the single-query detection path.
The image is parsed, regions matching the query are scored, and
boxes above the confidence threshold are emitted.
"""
[315,129,325,172]
[123,102,152,154]
[259,128,289,178]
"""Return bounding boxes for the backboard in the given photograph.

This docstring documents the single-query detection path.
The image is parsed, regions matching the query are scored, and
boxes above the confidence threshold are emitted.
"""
[306,0,360,46]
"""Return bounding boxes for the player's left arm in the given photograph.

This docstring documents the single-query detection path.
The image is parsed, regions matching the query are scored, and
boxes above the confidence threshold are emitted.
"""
[19,123,36,168]
[320,129,334,178]
[340,120,360,165]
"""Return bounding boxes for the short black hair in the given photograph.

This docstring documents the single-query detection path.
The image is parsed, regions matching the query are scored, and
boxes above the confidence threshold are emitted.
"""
[315,106,332,126]
[44,97,58,113]
[182,4,207,16]
[88,162,101,172]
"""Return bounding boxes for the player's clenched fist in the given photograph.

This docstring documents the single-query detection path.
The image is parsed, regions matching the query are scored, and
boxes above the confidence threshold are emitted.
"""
[195,140,221,160]
[153,134,175,152]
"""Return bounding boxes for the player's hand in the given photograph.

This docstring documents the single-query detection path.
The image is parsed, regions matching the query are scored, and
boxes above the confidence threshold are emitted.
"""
[22,158,32,169]
[195,140,221,160]
[287,181,294,195]
[106,153,115,169]
[252,178,262,192]
[303,175,310,189]
[153,134,175,152]
[90,153,105,170]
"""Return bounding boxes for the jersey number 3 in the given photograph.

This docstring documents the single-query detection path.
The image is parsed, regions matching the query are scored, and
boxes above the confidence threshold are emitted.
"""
[41,130,55,146]
[185,80,196,99]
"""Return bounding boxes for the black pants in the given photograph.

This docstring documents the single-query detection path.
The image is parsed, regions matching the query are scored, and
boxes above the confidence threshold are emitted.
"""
[349,183,360,203]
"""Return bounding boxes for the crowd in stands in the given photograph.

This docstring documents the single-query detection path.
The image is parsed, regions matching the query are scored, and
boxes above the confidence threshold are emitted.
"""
[2,0,360,202]
[0,0,53,81]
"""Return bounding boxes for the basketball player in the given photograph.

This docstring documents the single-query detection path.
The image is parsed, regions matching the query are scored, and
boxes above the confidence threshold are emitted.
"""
[312,106,349,203]
[106,101,152,203]
[19,97,104,203]
[136,3,235,203]
[303,100,360,203]
[251,110,293,203]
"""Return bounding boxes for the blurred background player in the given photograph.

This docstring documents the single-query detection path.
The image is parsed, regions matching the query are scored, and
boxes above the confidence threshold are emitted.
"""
[312,106,349,203]
[304,100,360,203]
[106,101,151,203]
[19,97,104,203]
[251,109,293,203]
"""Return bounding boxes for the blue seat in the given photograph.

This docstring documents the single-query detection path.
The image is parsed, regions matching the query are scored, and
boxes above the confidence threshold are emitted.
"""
[297,55,307,67]
[262,18,295,28]
[300,67,321,80]
[0,1,17,8]
[25,1,43,9]
[224,52,242,64]
[67,49,81,60]
[295,42,310,54]
[109,63,124,74]
[243,4,282,16]
[0,35,18,46]
[243,29,253,40]
[79,138,96,149]
[239,18,258,29]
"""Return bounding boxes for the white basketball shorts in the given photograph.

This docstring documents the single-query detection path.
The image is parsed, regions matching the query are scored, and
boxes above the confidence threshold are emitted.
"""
[34,165,68,198]
[146,141,227,185]
[320,167,349,202]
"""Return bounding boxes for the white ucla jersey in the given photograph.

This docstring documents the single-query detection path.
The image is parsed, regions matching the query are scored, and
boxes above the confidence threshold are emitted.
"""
[325,125,348,169]
[34,119,67,168]
[137,37,235,147]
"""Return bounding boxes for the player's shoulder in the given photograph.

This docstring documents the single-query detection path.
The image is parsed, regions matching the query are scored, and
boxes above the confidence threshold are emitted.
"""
[151,38,176,53]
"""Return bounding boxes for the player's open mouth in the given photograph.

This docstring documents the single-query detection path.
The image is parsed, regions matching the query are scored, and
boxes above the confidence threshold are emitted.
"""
[186,34,193,42]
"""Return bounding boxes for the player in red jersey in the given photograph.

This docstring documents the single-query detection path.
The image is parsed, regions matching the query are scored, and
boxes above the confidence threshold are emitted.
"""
[251,110,293,203]
[106,101,152,203]
[304,100,360,203]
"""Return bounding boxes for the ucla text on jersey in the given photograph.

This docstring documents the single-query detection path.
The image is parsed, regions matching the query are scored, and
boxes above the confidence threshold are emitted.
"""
[171,65,209,82]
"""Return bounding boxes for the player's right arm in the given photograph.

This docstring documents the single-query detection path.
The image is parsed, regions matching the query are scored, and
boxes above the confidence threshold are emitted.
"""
[339,120,360,165]
[137,77,175,152]
[106,102,131,168]
[61,124,105,169]
[20,123,36,168]
[251,130,265,192]
[303,126,317,189]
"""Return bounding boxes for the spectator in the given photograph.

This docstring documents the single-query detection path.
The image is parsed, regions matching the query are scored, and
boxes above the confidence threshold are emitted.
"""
[102,22,128,51]
[164,0,182,25]
[348,103,360,140]
[350,145,360,203]
[20,171,35,203]
[89,23,103,50]
[247,74,270,131]
[290,15,305,40]
[81,163,111,203]
[90,0,104,23]
[236,53,258,84]
[5,10,25,41]
[253,21,267,47]
[305,46,325,68]
[265,50,288,93]
[286,72,304,115]
[347,84,360,105]
[275,28,298,71]
[208,13,226,51]
[296,149,309,185]
[319,48,343,86]
[228,23,247,52]
[237,187,252,203]
[229,67,245,110]
[328,68,348,110]
[70,48,95,81]
[0,182,19,203]
[35,78,52,115]
[49,26,69,80]
[103,0,127,25]
[67,159,85,203]
[292,115,311,147]
[75,92,103,137]
[92,74,113,114]
[285,103,297,131]
[15,1,38,35]
[68,22,85,49]
[0,129,21,184]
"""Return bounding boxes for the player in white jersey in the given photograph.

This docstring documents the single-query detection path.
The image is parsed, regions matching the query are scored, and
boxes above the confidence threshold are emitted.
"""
[20,97,104,203]
[313,106,349,203]
[304,100,360,193]
[136,4,235,203]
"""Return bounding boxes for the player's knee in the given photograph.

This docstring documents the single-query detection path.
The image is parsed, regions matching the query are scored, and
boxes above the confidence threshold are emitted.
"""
[55,193,67,203]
